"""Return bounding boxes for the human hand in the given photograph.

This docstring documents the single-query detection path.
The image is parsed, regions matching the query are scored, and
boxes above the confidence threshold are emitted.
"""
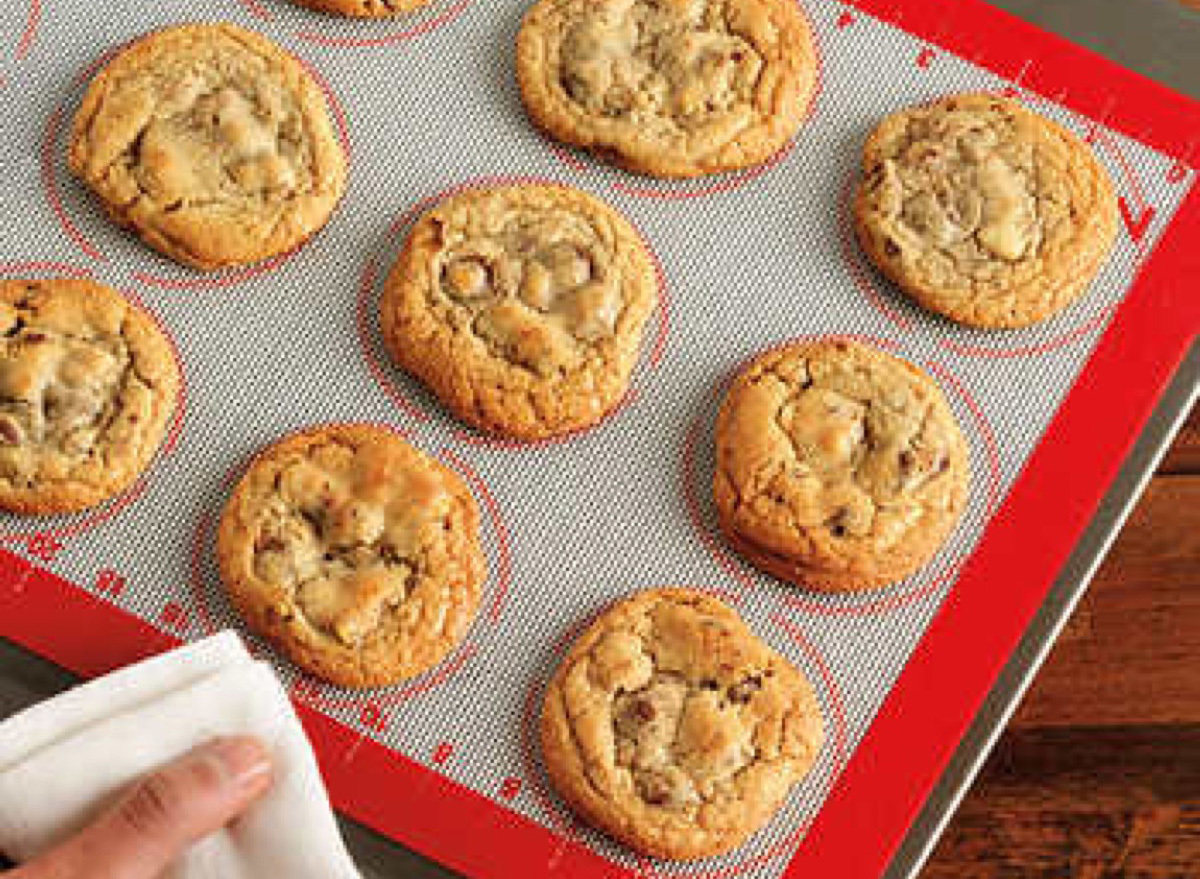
[7,736,272,879]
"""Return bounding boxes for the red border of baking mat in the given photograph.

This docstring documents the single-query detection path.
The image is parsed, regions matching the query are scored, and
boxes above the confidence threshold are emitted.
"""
[2,1,1199,877]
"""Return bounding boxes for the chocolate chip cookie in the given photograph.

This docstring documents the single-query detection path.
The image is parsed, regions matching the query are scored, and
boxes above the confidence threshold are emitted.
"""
[516,0,818,178]
[541,588,824,860]
[714,339,970,592]
[217,424,486,689]
[0,279,180,515]
[70,23,348,271]
[854,94,1118,329]
[286,0,434,16]
[380,183,658,440]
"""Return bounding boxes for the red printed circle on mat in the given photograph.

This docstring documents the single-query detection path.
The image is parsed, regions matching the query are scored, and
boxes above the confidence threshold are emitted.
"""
[519,592,849,879]
[187,425,513,721]
[542,0,823,202]
[682,334,1003,617]
[11,0,39,62]
[356,176,671,451]
[0,264,188,547]
[236,0,472,50]
[0,0,41,86]
[40,43,352,291]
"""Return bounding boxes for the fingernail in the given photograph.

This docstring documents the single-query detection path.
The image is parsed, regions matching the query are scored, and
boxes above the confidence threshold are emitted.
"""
[209,736,273,795]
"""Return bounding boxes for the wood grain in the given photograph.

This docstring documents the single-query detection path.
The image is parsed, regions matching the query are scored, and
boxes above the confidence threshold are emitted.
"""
[1159,404,1200,474]
[921,727,1200,879]
[1011,478,1200,728]
[923,403,1200,878]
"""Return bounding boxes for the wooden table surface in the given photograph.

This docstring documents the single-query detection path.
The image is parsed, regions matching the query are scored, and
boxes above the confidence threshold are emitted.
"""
[920,402,1200,878]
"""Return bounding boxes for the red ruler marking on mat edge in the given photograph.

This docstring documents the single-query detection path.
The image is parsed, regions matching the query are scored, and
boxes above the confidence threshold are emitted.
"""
[843,0,1200,168]
[0,553,177,678]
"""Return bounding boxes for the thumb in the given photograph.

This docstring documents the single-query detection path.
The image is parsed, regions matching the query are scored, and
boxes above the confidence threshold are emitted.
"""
[15,736,273,879]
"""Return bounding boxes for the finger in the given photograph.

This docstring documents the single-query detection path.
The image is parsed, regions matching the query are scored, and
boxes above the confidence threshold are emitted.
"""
[18,736,272,879]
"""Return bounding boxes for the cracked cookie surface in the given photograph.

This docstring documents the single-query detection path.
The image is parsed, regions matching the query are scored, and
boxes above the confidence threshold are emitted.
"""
[70,23,347,271]
[541,588,824,860]
[286,0,435,16]
[854,94,1118,329]
[217,424,485,689]
[714,339,969,592]
[516,0,817,178]
[0,279,179,515]
[380,183,658,440]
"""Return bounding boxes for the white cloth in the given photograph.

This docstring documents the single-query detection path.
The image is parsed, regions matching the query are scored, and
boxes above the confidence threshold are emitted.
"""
[0,631,361,879]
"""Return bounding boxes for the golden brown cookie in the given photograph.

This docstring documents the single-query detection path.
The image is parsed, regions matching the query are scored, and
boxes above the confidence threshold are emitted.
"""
[216,424,486,689]
[714,339,970,592]
[0,279,180,515]
[853,94,1118,329]
[380,183,657,440]
[285,0,434,15]
[69,23,348,271]
[541,588,824,860]
[516,0,817,179]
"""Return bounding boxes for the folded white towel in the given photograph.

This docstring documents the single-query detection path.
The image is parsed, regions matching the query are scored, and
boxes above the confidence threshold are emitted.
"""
[0,632,361,879]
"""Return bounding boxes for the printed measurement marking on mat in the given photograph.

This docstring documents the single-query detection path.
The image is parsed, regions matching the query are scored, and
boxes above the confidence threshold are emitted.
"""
[158,602,190,635]
[359,702,389,734]
[24,532,62,564]
[6,563,35,596]
[94,568,126,599]
[498,777,522,801]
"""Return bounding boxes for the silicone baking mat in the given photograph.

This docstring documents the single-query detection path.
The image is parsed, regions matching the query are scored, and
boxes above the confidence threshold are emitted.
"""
[0,1,1198,877]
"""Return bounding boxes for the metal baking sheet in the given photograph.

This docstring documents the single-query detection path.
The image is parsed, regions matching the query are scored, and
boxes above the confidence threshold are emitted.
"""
[0,1,1197,878]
